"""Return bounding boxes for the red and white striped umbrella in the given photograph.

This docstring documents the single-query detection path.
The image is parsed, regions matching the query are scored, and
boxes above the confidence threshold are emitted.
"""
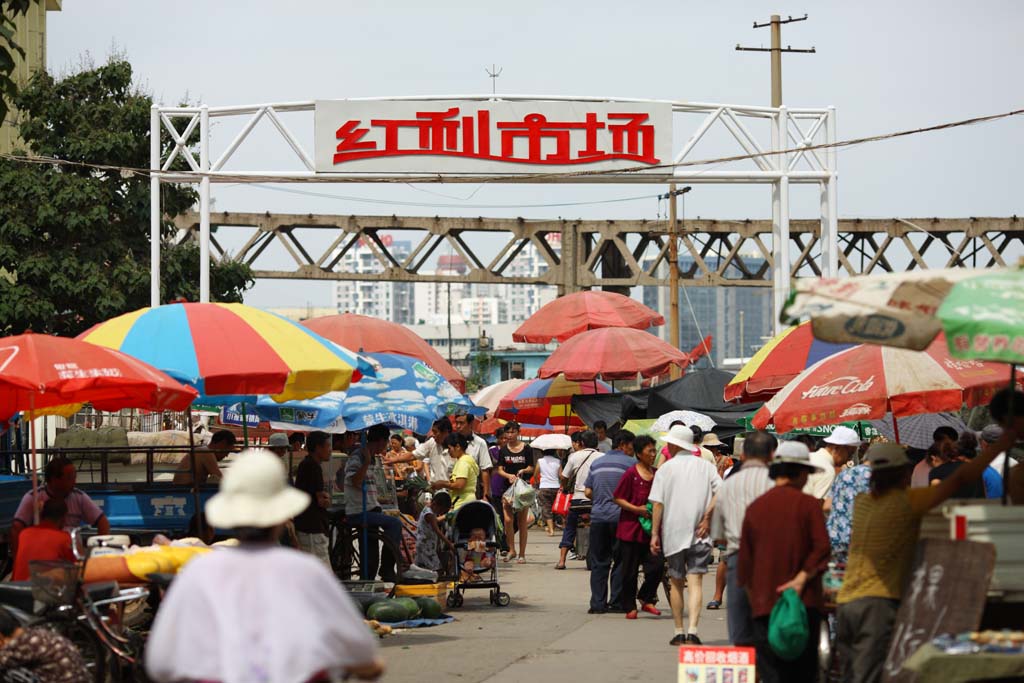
[752,333,1020,435]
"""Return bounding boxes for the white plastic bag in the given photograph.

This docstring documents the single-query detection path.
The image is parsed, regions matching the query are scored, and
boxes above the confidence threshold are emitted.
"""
[503,478,537,511]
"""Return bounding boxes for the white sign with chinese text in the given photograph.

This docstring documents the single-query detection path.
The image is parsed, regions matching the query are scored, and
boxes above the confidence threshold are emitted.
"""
[314,100,673,175]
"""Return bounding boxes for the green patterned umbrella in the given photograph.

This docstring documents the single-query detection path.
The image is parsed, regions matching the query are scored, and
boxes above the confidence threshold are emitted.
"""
[938,269,1024,365]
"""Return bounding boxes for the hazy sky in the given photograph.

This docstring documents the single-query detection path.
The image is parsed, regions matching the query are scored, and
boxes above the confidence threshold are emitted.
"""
[46,1,1024,308]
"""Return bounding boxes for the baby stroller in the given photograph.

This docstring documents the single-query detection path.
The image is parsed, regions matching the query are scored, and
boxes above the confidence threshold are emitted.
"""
[446,500,511,608]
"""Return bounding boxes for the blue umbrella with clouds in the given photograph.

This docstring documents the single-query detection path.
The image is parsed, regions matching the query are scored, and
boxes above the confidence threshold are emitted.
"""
[244,352,483,434]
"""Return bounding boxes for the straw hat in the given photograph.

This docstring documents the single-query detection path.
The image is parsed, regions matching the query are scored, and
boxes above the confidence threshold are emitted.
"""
[701,433,724,448]
[205,449,310,529]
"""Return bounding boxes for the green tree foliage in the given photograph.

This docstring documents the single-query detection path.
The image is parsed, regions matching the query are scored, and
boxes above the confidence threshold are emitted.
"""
[0,0,32,126]
[0,59,254,336]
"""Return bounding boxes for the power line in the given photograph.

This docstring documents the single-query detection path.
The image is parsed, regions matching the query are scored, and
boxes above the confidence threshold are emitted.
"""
[1,106,1021,185]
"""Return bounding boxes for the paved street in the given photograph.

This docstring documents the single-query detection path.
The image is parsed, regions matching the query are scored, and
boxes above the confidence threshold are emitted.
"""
[379,530,729,682]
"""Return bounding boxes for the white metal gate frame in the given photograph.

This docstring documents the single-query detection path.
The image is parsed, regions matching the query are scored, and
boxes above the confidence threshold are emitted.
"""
[150,95,838,333]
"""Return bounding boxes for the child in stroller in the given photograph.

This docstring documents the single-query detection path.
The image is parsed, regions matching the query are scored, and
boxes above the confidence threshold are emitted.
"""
[446,500,511,608]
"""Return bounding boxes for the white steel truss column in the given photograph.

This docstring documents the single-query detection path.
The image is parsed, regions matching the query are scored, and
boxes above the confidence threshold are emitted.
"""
[826,106,839,278]
[199,106,211,303]
[150,106,161,307]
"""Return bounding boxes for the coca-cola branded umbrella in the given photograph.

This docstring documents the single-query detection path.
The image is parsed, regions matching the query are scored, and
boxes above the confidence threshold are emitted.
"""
[752,333,1020,438]
[512,290,664,344]
[538,327,691,381]
[303,313,465,392]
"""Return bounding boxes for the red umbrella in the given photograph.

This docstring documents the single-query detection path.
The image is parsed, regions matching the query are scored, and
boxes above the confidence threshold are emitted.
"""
[0,333,199,520]
[752,333,1021,437]
[538,328,691,381]
[303,313,465,392]
[512,290,664,344]
[0,333,198,418]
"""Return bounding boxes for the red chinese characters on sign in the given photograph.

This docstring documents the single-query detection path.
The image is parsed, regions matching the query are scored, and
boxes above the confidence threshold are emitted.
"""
[332,108,661,166]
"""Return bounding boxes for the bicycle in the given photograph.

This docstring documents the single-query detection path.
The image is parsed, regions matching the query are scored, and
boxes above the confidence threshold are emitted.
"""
[327,508,413,582]
[0,529,152,683]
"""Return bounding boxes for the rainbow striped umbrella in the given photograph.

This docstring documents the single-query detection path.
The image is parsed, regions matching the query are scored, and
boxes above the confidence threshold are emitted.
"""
[78,303,374,403]
[496,375,613,427]
[724,321,853,404]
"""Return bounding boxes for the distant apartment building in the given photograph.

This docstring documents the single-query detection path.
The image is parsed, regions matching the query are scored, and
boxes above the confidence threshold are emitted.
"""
[459,296,508,326]
[641,253,772,368]
[332,238,415,324]
[1,1,62,154]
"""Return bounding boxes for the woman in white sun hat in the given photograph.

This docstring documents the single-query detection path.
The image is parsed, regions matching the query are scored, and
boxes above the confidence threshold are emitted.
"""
[146,449,384,683]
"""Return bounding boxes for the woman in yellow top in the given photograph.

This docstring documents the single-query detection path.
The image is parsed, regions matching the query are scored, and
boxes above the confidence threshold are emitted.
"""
[431,432,479,510]
[836,404,1019,683]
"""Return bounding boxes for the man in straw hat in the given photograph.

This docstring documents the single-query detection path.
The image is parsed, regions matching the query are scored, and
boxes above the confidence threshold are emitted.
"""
[737,440,831,683]
[146,449,384,683]
[836,417,1018,683]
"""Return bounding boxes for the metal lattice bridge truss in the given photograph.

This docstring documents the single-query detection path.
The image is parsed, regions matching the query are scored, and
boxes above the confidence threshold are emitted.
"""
[172,212,1023,291]
[151,95,842,317]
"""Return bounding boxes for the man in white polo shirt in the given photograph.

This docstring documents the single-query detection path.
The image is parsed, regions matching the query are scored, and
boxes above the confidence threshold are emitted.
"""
[650,425,721,646]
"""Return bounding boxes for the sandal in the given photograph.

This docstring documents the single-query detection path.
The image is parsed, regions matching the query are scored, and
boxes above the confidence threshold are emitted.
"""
[504,553,517,563]
[706,600,722,610]
[516,557,527,564]
[554,564,566,570]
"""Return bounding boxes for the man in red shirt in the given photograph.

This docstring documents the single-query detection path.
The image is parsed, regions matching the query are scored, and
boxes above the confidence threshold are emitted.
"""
[12,498,74,581]
[737,441,831,683]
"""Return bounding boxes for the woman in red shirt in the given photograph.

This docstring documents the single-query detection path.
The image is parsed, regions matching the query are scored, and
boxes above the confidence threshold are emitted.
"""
[613,435,665,619]
[12,498,74,581]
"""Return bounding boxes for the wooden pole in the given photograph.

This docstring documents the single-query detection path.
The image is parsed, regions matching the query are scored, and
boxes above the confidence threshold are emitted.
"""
[668,184,680,380]
[186,406,205,539]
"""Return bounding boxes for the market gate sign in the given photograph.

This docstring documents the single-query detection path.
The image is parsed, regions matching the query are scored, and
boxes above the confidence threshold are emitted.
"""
[313,100,673,175]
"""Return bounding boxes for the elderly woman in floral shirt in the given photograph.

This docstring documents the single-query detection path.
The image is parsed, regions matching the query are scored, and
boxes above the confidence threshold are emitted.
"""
[826,462,872,564]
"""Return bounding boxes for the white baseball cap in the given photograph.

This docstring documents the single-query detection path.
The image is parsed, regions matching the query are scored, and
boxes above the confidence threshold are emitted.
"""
[823,425,861,447]
[205,449,310,529]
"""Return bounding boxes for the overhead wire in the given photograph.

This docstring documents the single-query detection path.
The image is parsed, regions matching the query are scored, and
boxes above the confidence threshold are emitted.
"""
[0,106,1020,188]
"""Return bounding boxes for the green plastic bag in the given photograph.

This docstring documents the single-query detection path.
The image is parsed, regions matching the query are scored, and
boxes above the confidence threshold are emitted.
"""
[639,502,653,534]
[768,588,808,661]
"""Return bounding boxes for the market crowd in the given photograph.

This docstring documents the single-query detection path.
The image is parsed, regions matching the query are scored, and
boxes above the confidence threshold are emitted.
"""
[1,387,1022,683]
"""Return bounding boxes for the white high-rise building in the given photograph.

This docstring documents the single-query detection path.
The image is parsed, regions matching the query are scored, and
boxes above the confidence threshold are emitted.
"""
[410,237,560,326]
[333,239,415,323]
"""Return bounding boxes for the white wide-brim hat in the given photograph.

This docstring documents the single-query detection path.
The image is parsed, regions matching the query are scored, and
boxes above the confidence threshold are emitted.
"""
[662,424,696,449]
[205,449,311,529]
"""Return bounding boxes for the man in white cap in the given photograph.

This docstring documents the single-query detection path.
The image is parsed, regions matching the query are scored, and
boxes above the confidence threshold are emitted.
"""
[737,440,831,683]
[805,425,861,504]
[650,424,721,646]
[146,449,384,683]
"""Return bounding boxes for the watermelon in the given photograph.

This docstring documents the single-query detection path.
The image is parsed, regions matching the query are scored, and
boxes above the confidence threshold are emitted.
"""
[354,594,389,616]
[392,597,422,619]
[367,601,409,623]
[414,597,442,619]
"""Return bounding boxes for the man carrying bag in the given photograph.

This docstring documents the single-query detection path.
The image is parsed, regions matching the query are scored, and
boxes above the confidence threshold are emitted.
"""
[555,430,602,570]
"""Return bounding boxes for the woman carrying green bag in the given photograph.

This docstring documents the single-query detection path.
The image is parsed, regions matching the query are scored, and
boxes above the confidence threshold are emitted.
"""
[737,441,831,683]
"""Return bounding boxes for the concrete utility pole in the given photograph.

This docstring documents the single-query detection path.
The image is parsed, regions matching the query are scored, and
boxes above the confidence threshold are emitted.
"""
[736,14,815,107]
[661,185,691,378]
